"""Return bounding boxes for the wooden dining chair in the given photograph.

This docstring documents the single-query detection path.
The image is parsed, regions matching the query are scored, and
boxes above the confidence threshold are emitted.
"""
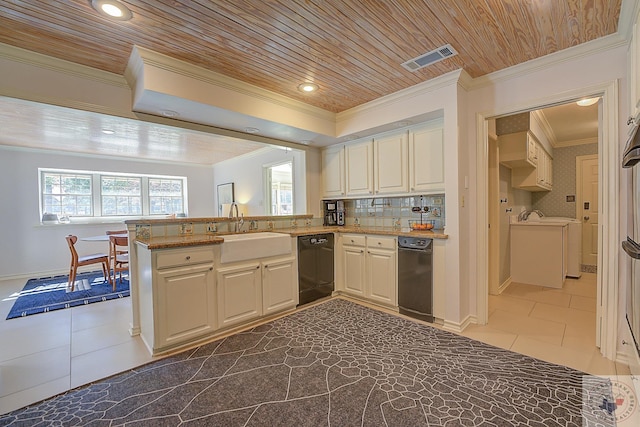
[106,229,128,255]
[109,235,129,287]
[65,235,111,291]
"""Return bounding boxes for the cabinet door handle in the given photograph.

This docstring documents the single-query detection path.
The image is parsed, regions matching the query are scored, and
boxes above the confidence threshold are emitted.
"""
[209,267,213,271]
[185,255,191,261]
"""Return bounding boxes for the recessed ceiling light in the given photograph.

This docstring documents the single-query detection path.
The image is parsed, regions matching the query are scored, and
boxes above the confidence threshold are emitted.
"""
[101,129,115,135]
[160,109,179,118]
[244,127,260,134]
[298,82,318,93]
[576,97,599,107]
[91,0,133,21]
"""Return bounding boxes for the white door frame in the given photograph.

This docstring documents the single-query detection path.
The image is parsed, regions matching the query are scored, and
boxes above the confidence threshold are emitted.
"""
[475,80,619,360]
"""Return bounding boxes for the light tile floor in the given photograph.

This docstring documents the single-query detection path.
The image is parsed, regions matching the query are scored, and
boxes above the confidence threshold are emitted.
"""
[459,273,631,379]
[0,277,154,415]
[0,272,631,416]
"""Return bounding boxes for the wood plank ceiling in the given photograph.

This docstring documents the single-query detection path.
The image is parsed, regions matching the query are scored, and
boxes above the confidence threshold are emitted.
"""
[0,0,621,113]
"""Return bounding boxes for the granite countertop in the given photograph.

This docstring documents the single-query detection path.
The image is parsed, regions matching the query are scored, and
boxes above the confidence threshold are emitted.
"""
[286,226,448,239]
[135,234,225,249]
[135,226,448,249]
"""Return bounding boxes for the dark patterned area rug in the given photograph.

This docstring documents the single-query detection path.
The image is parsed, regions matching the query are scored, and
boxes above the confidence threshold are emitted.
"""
[0,299,615,426]
[5,271,129,319]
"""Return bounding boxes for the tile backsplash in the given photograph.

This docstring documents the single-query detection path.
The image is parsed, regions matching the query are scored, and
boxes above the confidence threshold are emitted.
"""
[342,195,446,230]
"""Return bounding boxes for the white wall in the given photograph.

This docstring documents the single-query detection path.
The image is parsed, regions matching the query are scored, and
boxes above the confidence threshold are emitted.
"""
[212,146,307,216]
[465,40,630,339]
[0,147,215,279]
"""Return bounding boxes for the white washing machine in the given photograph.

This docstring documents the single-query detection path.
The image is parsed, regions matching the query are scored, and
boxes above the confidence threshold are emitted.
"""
[527,215,582,278]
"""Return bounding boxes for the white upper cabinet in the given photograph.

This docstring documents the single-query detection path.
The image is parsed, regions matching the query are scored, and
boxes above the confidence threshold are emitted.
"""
[321,120,444,199]
[346,140,374,196]
[321,144,345,198]
[374,132,408,195]
[409,125,445,193]
[498,131,539,168]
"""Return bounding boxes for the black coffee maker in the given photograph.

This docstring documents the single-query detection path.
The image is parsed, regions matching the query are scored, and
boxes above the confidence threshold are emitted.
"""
[323,200,345,226]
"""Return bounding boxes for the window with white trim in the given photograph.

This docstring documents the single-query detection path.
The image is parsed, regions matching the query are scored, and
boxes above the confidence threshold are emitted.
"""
[39,169,187,220]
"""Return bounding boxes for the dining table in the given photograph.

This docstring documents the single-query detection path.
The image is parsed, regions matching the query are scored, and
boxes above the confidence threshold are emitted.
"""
[80,234,128,242]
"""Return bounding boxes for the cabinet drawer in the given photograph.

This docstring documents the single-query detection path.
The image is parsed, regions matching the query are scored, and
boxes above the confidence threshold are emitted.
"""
[367,236,396,250]
[156,248,214,269]
[342,234,366,247]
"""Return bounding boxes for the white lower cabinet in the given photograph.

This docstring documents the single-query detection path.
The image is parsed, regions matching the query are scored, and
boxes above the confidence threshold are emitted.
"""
[138,241,298,356]
[217,256,297,329]
[340,234,397,307]
[138,246,216,354]
[367,242,397,307]
[262,257,297,315]
[156,263,216,348]
[216,262,262,329]
[342,243,366,297]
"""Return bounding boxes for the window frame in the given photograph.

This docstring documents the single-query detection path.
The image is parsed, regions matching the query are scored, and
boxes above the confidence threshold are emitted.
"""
[39,168,187,223]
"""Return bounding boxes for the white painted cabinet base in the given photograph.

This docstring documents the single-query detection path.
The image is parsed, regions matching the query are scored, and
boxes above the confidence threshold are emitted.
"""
[137,246,216,355]
[217,262,262,329]
[510,224,567,288]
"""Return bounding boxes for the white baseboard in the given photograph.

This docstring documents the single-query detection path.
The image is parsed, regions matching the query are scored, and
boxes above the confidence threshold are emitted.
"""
[497,277,512,294]
[443,314,476,333]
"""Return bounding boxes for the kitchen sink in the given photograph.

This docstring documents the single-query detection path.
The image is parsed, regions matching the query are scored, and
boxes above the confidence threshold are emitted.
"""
[220,232,292,263]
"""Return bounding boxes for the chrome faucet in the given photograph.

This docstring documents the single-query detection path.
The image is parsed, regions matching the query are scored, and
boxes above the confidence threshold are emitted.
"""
[517,209,545,222]
[228,202,244,232]
[517,210,531,222]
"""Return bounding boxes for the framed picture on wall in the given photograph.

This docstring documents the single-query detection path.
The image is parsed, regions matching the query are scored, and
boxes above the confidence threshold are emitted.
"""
[217,182,235,216]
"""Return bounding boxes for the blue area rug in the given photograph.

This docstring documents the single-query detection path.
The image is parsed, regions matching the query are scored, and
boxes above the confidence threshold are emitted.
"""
[6,271,129,319]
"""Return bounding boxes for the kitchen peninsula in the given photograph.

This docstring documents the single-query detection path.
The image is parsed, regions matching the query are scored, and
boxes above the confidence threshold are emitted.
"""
[126,215,448,356]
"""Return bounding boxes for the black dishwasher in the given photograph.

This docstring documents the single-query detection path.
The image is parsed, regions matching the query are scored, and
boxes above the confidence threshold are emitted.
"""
[297,234,334,306]
[398,236,434,322]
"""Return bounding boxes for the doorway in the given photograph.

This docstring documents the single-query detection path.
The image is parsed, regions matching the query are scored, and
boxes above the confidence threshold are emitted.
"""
[477,81,619,360]
[265,161,294,215]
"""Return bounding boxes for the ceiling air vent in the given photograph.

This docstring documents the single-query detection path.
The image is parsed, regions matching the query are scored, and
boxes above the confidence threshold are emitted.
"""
[402,44,458,72]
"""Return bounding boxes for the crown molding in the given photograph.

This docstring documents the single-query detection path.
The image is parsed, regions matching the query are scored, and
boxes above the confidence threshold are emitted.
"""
[337,69,463,121]
[456,69,474,91]
[127,45,334,122]
[0,43,128,88]
[531,110,557,146]
[0,90,135,121]
[618,0,640,41]
[469,33,628,90]
[554,137,599,148]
